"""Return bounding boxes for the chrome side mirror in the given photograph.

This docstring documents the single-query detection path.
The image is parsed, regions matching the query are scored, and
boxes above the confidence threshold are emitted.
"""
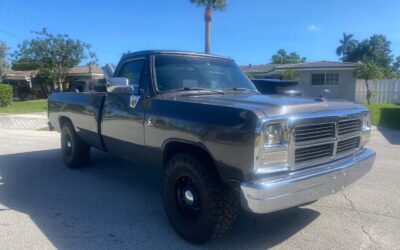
[108,77,141,108]
[130,96,141,108]
[107,77,133,94]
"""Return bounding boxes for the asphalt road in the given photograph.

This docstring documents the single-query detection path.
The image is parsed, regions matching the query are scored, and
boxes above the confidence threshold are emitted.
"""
[0,128,399,249]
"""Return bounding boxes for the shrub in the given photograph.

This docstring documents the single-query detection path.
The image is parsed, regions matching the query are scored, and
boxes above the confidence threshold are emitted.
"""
[0,83,13,107]
[366,103,400,129]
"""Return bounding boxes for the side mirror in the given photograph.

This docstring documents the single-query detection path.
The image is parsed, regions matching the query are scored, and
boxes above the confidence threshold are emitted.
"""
[107,77,133,94]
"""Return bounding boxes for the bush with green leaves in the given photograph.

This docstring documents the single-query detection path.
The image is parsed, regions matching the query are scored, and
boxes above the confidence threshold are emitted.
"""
[0,83,13,107]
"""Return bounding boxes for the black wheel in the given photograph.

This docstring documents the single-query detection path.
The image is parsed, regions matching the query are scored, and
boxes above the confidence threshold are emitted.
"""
[61,122,90,168]
[163,153,238,244]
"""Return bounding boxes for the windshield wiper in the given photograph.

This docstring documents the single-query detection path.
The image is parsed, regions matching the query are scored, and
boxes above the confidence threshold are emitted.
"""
[225,87,260,94]
[171,87,225,94]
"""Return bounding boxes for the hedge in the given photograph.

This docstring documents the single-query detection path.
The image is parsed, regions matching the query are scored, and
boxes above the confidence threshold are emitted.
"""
[366,103,400,130]
[0,83,13,107]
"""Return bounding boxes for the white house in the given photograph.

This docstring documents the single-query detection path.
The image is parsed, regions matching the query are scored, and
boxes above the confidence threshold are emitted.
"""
[242,61,361,102]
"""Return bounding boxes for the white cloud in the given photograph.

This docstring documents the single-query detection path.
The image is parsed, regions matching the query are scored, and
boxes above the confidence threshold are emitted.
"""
[308,24,321,32]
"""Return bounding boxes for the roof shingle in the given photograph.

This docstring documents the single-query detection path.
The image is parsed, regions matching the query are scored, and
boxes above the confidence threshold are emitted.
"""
[241,61,361,74]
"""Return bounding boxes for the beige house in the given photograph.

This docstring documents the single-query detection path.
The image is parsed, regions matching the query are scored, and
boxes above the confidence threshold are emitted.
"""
[65,65,104,83]
[3,65,104,98]
[242,61,360,102]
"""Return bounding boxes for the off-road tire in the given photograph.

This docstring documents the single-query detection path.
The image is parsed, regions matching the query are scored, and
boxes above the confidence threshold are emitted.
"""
[61,122,90,168]
[163,153,238,244]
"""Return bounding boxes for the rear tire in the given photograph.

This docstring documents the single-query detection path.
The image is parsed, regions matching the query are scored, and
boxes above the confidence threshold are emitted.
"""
[61,122,90,168]
[163,153,238,244]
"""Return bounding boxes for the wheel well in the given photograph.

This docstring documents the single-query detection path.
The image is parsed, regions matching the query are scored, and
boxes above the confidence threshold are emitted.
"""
[59,116,73,129]
[163,141,215,169]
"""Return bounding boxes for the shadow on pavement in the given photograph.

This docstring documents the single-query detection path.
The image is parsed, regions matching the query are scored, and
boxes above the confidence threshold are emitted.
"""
[377,127,400,145]
[0,149,319,249]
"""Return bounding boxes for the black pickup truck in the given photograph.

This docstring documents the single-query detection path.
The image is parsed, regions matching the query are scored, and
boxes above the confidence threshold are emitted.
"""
[48,50,376,244]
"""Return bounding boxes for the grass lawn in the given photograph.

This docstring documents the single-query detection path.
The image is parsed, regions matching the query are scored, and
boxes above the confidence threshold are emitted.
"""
[365,103,400,129]
[0,99,47,114]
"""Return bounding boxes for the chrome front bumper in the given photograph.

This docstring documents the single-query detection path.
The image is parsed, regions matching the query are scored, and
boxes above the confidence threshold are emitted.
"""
[240,149,375,214]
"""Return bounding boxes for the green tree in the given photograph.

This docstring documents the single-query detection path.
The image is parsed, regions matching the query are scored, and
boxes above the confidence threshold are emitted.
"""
[11,58,41,71]
[13,28,97,91]
[336,33,357,62]
[244,71,254,80]
[345,34,393,70]
[354,60,384,104]
[281,69,298,80]
[0,41,8,80]
[271,49,306,64]
[189,0,227,54]
[391,56,400,74]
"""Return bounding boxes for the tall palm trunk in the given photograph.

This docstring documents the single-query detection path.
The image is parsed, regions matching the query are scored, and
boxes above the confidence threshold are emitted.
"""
[204,6,212,54]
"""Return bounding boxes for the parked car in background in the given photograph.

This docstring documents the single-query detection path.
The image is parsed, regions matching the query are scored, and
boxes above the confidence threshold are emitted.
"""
[252,78,304,96]
[48,50,375,244]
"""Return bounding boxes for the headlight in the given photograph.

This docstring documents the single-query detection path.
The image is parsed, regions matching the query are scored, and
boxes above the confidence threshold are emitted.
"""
[263,123,282,146]
[254,120,289,174]
[362,113,371,130]
[362,112,371,145]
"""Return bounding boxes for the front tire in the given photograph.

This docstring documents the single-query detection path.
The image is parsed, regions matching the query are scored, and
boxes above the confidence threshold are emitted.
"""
[61,123,90,168]
[163,153,238,244]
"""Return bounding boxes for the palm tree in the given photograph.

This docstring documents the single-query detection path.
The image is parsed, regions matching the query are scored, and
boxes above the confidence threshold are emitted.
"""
[190,0,227,54]
[336,33,357,62]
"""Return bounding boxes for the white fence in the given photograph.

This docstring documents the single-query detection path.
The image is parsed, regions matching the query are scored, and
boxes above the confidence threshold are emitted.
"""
[355,79,400,104]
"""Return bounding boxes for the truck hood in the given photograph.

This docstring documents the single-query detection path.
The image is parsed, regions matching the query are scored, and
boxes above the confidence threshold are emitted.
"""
[173,93,365,117]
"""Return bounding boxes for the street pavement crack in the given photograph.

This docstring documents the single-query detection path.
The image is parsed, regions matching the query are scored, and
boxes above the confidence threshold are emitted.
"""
[341,192,356,210]
[315,204,400,219]
[362,225,383,248]
[341,192,385,248]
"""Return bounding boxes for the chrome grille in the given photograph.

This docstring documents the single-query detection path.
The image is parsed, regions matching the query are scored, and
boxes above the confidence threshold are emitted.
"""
[291,115,363,168]
[295,143,334,163]
[337,137,360,154]
[294,123,335,142]
[338,119,361,135]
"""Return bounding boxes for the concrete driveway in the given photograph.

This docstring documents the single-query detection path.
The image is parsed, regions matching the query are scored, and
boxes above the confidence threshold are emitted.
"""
[0,112,48,130]
[0,128,399,249]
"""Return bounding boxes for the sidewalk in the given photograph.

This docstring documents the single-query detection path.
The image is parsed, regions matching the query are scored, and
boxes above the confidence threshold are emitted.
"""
[0,112,49,130]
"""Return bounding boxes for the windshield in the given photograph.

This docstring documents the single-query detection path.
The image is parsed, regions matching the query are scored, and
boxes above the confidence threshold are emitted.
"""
[154,54,257,92]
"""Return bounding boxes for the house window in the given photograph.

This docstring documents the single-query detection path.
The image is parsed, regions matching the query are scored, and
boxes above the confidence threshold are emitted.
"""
[325,73,339,85]
[311,73,339,85]
[311,74,325,85]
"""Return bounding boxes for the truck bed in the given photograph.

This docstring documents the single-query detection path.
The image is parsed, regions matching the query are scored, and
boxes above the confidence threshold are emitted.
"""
[48,92,107,150]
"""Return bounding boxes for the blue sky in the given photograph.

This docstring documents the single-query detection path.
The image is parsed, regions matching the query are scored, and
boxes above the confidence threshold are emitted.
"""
[1,0,400,66]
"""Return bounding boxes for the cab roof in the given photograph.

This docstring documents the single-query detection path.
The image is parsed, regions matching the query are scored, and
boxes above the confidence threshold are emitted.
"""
[120,50,232,61]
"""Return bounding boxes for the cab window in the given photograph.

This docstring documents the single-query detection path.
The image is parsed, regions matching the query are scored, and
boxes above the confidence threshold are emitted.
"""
[116,59,145,95]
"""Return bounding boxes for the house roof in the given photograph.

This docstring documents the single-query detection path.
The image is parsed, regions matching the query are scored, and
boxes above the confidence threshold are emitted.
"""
[275,61,360,70]
[4,70,37,77]
[241,61,361,75]
[3,66,104,80]
[3,70,37,80]
[240,64,275,73]
[67,65,104,75]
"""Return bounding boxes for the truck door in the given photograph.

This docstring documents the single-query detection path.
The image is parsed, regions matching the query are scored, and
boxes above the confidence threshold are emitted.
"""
[101,57,148,163]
